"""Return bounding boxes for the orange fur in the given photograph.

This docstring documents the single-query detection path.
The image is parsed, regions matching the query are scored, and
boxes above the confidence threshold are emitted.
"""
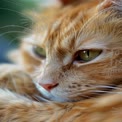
[0,0,122,121]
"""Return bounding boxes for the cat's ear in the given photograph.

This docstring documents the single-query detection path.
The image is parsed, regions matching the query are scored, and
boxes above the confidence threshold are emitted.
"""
[97,0,121,11]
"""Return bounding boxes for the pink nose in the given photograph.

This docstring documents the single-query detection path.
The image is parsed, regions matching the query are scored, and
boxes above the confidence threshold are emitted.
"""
[39,83,59,92]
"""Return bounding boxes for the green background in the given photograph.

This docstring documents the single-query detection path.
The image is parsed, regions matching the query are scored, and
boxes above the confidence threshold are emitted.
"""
[0,0,44,63]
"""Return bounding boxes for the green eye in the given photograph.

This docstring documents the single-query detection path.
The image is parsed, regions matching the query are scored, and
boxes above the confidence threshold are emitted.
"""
[75,50,102,63]
[33,46,46,58]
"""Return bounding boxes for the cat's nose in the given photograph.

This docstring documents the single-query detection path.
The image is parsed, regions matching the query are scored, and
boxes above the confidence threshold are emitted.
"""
[39,82,59,92]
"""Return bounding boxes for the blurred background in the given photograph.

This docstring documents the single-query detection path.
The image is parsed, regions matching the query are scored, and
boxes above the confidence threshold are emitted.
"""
[0,0,60,63]
[0,0,80,63]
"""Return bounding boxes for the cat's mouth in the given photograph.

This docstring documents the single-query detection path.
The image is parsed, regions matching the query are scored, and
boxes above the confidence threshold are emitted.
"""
[35,83,71,102]
[35,83,54,102]
[35,80,122,102]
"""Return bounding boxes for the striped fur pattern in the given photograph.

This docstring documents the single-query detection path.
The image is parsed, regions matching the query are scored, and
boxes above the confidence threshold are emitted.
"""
[0,0,122,121]
[20,0,122,102]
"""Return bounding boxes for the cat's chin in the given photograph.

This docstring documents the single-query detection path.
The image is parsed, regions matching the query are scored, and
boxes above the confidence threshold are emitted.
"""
[35,83,69,102]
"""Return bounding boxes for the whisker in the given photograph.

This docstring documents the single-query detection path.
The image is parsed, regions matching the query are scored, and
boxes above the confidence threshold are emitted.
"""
[94,90,122,94]
[2,0,25,7]
[8,37,20,46]
[0,8,33,21]
[91,85,122,90]
[0,31,29,37]
[0,25,31,31]
[32,95,42,102]
[34,95,50,102]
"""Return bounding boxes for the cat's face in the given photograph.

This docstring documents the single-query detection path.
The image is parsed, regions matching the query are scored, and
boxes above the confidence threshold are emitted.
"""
[19,0,122,102]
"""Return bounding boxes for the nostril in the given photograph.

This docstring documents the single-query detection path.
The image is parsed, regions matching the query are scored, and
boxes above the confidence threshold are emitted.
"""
[39,83,59,92]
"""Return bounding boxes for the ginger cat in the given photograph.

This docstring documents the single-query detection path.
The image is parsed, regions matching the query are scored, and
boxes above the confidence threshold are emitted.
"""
[0,0,122,121]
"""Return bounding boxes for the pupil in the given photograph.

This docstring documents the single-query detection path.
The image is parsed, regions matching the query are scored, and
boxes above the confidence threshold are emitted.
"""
[86,50,89,57]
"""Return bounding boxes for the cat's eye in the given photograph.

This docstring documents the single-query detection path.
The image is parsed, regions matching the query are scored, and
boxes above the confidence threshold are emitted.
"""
[33,46,46,58]
[75,50,102,63]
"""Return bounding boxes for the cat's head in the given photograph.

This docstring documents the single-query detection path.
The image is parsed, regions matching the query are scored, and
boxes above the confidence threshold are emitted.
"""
[11,0,122,102]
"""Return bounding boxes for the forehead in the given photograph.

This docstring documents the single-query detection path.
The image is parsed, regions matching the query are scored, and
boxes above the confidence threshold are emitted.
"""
[42,3,97,50]
[39,1,121,52]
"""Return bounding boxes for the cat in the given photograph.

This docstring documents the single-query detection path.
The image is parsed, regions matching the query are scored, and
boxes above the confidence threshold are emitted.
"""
[0,0,122,121]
